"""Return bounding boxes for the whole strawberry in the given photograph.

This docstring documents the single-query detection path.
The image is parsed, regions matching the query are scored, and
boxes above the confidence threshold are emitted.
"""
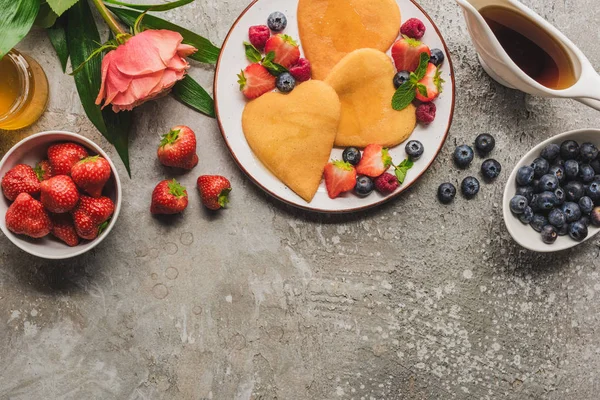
[50,213,79,247]
[48,142,88,176]
[157,126,199,170]
[71,155,111,197]
[197,175,231,210]
[34,160,53,181]
[150,179,188,215]
[40,175,80,213]
[1,164,40,201]
[71,195,115,240]
[5,193,52,238]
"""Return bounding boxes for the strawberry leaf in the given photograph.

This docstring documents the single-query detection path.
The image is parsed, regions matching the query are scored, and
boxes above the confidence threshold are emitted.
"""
[434,67,445,93]
[243,41,262,63]
[392,81,416,111]
[414,52,430,81]
[394,158,414,184]
[218,187,231,208]
[168,179,187,198]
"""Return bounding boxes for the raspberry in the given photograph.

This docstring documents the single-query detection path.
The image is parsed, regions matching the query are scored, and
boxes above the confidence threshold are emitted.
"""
[401,18,426,39]
[289,58,311,82]
[249,25,270,50]
[374,173,399,194]
[416,102,436,124]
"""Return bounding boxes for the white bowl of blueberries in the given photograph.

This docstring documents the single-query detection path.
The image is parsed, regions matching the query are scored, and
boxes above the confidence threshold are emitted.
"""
[503,128,600,252]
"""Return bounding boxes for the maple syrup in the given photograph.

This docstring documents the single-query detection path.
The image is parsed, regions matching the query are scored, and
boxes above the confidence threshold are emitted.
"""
[481,5,577,90]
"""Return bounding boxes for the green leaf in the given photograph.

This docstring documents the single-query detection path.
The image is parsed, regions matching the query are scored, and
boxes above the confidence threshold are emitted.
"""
[108,6,220,64]
[171,75,215,117]
[243,42,262,63]
[262,60,288,76]
[67,0,132,175]
[46,15,68,71]
[416,83,428,97]
[104,0,194,11]
[47,0,79,16]
[391,81,416,111]
[414,52,430,81]
[394,158,414,184]
[35,1,59,28]
[0,0,39,59]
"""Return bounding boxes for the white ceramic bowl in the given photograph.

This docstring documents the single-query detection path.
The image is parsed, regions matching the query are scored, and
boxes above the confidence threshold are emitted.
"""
[0,131,122,259]
[503,128,600,252]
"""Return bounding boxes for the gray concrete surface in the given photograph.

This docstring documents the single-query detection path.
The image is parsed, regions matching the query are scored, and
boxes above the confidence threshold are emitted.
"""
[2,0,600,399]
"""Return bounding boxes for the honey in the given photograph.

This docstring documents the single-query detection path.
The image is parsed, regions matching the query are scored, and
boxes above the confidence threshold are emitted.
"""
[0,49,49,130]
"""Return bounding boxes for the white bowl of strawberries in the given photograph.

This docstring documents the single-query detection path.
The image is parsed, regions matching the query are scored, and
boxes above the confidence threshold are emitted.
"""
[0,131,121,259]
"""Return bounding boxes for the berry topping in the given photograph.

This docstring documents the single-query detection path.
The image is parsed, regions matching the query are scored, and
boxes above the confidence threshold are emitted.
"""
[324,161,357,199]
[400,18,426,39]
[391,36,431,72]
[429,48,445,66]
[393,70,410,89]
[415,63,444,102]
[356,144,392,178]
[276,72,296,93]
[438,182,456,204]
[237,63,276,99]
[405,140,424,160]
[374,172,399,194]
[267,11,287,32]
[415,102,436,124]
[264,34,300,68]
[249,25,270,50]
[354,175,374,197]
[289,58,311,82]
[342,147,361,166]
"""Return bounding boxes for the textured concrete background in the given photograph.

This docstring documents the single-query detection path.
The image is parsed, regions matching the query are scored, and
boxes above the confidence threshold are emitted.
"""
[2,0,600,399]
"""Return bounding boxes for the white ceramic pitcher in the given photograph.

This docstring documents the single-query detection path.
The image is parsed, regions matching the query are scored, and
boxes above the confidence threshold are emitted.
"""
[456,0,600,111]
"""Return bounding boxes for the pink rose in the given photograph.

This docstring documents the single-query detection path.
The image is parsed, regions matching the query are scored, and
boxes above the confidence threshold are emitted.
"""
[95,29,197,113]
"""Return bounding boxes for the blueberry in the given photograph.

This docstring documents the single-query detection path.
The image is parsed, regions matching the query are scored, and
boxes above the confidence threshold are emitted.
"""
[579,142,599,162]
[556,223,569,236]
[342,147,361,166]
[560,140,579,160]
[541,143,560,161]
[393,71,410,89]
[530,214,548,232]
[537,191,557,211]
[354,175,374,197]
[480,159,501,180]
[579,196,594,214]
[541,225,558,244]
[405,140,424,160]
[516,166,535,186]
[461,176,480,198]
[454,145,474,168]
[267,11,287,31]
[579,216,591,227]
[554,159,566,168]
[532,179,542,193]
[561,202,582,223]
[530,194,540,212]
[519,206,534,224]
[429,48,445,67]
[554,187,566,205]
[549,165,565,184]
[585,180,600,202]
[538,174,559,191]
[568,221,588,241]
[591,207,600,226]
[564,181,585,202]
[474,133,495,155]
[548,209,566,228]
[531,157,549,178]
[276,72,295,93]
[510,195,528,214]
[580,164,595,183]
[564,159,579,181]
[438,182,457,204]
[516,186,534,203]
[590,159,600,174]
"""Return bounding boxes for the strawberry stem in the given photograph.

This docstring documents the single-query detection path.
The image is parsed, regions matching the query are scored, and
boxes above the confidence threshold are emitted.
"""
[159,129,180,148]
[168,179,187,198]
[218,188,231,208]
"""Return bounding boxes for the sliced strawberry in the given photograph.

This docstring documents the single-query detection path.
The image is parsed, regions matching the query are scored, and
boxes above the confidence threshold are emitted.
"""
[237,63,276,99]
[324,161,356,199]
[356,144,392,178]
[391,36,431,72]
[415,63,444,102]
[264,34,300,68]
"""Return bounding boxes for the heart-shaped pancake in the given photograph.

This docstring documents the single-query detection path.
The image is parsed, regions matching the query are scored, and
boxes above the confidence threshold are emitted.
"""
[242,80,341,202]
[325,48,417,148]
[298,0,401,80]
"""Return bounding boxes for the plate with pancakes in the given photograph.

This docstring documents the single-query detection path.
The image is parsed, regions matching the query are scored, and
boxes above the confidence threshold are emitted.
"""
[214,0,455,213]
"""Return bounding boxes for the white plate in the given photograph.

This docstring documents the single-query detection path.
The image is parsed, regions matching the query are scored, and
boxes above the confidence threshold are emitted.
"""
[214,0,455,212]
[503,129,600,253]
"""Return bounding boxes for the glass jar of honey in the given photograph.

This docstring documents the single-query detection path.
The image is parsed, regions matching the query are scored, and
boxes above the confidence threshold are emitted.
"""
[0,49,49,130]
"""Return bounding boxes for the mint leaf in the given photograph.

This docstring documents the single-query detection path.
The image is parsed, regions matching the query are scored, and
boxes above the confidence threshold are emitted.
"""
[243,41,262,63]
[392,81,416,111]
[416,83,428,97]
[263,51,275,63]
[394,158,414,184]
[414,52,430,81]
[262,52,288,76]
